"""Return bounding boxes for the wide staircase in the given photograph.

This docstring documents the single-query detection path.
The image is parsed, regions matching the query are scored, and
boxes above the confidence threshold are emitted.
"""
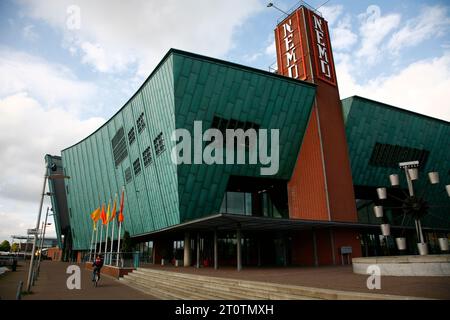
[119,268,419,300]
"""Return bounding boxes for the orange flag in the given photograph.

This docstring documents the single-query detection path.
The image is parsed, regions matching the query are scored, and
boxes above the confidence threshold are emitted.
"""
[90,207,101,222]
[90,207,101,230]
[118,189,124,223]
[101,203,107,225]
[108,194,117,223]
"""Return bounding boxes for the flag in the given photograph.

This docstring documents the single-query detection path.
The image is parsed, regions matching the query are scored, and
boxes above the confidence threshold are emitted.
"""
[118,189,124,223]
[90,207,101,221]
[106,200,111,223]
[108,194,117,223]
[101,203,107,225]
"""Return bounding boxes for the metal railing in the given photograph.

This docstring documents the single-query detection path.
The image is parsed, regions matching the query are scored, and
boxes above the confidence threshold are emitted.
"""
[87,252,141,269]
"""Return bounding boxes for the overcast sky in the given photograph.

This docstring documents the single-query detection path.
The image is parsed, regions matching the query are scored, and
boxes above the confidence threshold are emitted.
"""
[0,0,449,243]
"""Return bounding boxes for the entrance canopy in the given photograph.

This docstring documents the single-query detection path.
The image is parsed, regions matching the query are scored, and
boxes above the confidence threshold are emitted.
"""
[133,213,448,240]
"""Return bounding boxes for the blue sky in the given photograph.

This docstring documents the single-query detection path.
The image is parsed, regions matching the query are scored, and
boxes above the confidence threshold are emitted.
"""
[0,0,449,241]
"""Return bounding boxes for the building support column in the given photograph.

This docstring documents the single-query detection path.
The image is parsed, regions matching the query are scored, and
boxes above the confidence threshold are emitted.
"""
[184,232,191,267]
[330,229,336,265]
[312,229,318,267]
[196,233,200,268]
[236,226,242,272]
[214,229,218,270]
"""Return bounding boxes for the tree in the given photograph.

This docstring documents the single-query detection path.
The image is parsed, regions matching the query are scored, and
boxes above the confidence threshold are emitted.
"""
[121,231,133,253]
[0,240,11,252]
[11,243,20,252]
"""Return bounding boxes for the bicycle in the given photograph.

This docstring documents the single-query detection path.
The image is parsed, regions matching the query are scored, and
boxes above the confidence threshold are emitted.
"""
[93,269,100,287]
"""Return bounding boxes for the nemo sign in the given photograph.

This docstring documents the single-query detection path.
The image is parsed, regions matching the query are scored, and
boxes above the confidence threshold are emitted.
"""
[274,11,306,80]
[308,11,336,85]
[274,7,336,86]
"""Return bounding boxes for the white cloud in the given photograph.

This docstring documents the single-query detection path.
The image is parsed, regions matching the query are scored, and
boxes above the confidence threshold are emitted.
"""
[318,5,343,26]
[22,24,39,41]
[19,0,262,75]
[388,5,450,54]
[356,5,401,64]
[331,14,358,51]
[0,93,104,241]
[0,48,97,114]
[265,40,276,57]
[337,52,450,121]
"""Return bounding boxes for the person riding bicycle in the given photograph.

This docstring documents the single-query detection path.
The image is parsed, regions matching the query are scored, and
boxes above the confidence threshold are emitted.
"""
[92,255,103,282]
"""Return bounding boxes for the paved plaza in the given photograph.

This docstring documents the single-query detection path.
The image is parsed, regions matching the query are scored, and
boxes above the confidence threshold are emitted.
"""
[1,261,449,300]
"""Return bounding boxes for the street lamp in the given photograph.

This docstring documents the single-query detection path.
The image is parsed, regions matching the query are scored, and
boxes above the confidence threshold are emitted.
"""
[26,170,69,293]
[35,206,53,280]
[266,2,290,16]
[375,160,449,255]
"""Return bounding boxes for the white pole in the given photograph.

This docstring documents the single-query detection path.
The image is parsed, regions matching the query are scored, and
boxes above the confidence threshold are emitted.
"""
[105,216,109,263]
[89,222,95,262]
[26,173,47,292]
[110,213,115,265]
[116,222,122,267]
[94,221,98,258]
[99,223,103,254]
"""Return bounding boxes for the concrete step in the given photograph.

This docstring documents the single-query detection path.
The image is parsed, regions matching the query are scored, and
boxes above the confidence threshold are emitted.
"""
[127,271,249,300]
[132,269,308,300]
[121,275,210,300]
[119,277,180,300]
[135,268,318,299]
[133,268,424,300]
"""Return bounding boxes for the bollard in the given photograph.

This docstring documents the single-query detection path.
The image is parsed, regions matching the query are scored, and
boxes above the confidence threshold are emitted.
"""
[16,281,23,300]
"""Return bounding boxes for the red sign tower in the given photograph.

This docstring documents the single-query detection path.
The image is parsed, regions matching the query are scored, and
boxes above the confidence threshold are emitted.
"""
[275,6,360,265]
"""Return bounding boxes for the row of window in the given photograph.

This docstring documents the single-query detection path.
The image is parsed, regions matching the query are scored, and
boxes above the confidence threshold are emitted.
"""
[123,132,166,184]
[128,112,145,147]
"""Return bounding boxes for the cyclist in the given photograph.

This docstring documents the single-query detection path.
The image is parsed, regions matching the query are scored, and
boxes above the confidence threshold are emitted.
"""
[92,254,103,283]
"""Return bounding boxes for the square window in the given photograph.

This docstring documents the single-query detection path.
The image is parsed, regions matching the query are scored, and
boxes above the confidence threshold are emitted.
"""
[128,128,136,145]
[143,147,153,167]
[137,113,146,133]
[133,158,141,176]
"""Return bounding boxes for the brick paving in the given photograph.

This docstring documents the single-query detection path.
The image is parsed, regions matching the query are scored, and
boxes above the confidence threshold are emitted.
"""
[0,260,156,300]
[141,264,450,299]
[2,261,449,300]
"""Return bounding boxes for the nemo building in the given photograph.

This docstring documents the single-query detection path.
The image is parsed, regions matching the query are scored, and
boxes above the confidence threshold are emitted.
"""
[47,5,450,268]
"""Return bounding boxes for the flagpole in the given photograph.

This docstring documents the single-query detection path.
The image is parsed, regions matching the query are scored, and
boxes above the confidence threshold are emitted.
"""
[110,193,117,265]
[99,223,103,254]
[93,221,98,258]
[105,199,110,264]
[89,223,95,262]
[116,221,122,267]
[116,186,125,267]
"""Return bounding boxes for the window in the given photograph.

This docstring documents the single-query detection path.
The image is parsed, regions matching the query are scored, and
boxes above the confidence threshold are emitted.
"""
[369,142,430,169]
[111,127,128,167]
[143,147,153,167]
[137,112,146,133]
[125,167,132,183]
[209,115,260,148]
[133,158,141,176]
[154,132,165,156]
[220,192,252,215]
[128,127,136,145]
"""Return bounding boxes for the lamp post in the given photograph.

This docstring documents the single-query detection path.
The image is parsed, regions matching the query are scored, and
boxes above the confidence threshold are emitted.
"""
[266,2,290,16]
[26,172,69,292]
[375,160,449,255]
[35,207,53,279]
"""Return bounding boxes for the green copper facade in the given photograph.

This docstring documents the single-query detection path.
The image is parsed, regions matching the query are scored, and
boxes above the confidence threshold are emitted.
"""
[61,49,316,250]
[343,96,450,229]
